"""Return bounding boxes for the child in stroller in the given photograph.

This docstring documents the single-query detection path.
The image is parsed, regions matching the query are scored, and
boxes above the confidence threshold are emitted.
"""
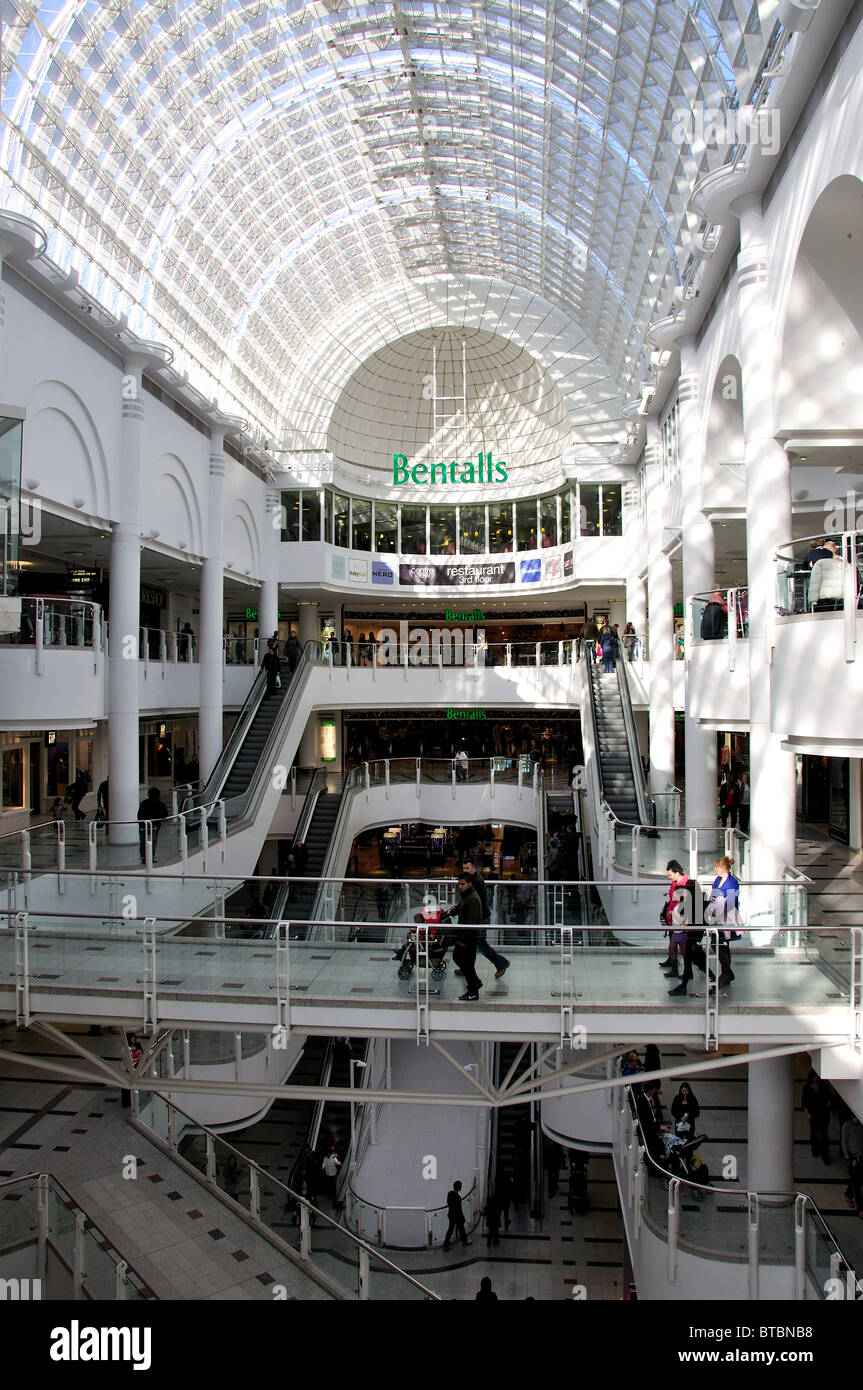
[662,1125,709,1194]
[393,894,449,980]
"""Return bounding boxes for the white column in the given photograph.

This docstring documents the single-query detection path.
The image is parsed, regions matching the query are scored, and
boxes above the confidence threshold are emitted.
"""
[199,430,226,781]
[735,196,797,892]
[678,338,718,826]
[259,486,281,644]
[850,759,862,851]
[645,421,675,795]
[108,359,144,843]
[297,600,319,767]
[747,1049,794,1194]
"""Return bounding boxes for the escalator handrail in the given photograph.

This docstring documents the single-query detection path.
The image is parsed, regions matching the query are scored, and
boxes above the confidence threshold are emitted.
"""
[212,642,326,831]
[616,658,652,826]
[183,663,267,813]
[580,640,644,831]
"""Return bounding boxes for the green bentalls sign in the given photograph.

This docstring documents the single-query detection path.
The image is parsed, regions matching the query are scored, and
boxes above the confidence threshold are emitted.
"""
[393,452,508,485]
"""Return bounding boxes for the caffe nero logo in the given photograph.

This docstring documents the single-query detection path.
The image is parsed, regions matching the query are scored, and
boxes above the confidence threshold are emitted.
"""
[393,452,508,486]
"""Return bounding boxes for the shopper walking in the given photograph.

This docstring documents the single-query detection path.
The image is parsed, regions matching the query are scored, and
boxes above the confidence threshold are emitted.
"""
[443,1179,470,1250]
[68,769,89,820]
[442,875,484,1000]
[137,786,168,864]
[670,1082,701,1139]
[706,856,739,987]
[718,774,739,829]
[321,1146,341,1206]
[840,1113,863,1217]
[454,747,468,783]
[660,860,707,998]
[463,859,509,978]
[622,621,638,661]
[802,1069,832,1165]
[284,632,301,674]
[737,772,750,834]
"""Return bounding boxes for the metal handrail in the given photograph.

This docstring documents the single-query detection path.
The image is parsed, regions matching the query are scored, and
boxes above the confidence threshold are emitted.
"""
[132,1090,440,1300]
[621,1084,854,1274]
[616,656,652,825]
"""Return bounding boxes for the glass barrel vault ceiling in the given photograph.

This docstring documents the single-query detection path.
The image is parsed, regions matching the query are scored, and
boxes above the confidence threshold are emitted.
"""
[0,1,774,448]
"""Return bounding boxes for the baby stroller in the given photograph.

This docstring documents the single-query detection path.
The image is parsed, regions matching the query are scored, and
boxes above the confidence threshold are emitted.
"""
[393,895,450,981]
[663,1128,709,1189]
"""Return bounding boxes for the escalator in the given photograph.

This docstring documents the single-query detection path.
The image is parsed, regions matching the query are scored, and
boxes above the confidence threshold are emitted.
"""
[287,784,344,922]
[587,662,650,825]
[494,1042,541,1220]
[219,669,292,800]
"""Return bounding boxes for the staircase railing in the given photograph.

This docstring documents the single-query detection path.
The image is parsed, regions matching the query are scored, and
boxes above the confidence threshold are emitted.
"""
[616,657,652,825]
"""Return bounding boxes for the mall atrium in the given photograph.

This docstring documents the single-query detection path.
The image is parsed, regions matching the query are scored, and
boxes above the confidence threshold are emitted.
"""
[0,0,862,1308]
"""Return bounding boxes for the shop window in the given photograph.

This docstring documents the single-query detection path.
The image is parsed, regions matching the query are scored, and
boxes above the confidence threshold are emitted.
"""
[351,498,371,551]
[401,506,426,554]
[323,490,333,544]
[540,495,558,548]
[429,506,456,555]
[459,505,486,555]
[2,747,24,810]
[516,499,537,550]
[334,493,349,548]
[280,490,300,542]
[301,490,321,541]
[489,502,513,553]
[374,502,397,553]
[579,484,600,536]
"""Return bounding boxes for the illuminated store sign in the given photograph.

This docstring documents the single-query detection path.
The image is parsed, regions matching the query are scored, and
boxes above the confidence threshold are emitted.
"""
[319,718,337,762]
[446,708,487,720]
[393,452,508,486]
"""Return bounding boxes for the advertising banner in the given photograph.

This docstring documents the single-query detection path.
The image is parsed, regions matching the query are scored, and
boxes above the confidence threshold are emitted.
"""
[399,561,515,587]
[348,558,369,583]
[520,557,541,583]
[372,560,394,585]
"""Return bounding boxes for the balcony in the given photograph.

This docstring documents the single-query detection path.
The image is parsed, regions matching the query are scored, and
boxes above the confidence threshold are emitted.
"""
[686,589,750,728]
[0,596,105,727]
[773,533,863,748]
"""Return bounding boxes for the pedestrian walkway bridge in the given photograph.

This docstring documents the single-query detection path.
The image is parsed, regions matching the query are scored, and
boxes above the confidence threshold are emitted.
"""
[2,914,858,1057]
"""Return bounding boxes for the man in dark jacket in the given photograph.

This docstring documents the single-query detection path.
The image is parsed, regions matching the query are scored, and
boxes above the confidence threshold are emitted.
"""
[463,859,510,978]
[261,640,281,695]
[443,875,484,1000]
[636,1080,666,1163]
[443,1179,470,1251]
[137,786,168,864]
[284,633,302,674]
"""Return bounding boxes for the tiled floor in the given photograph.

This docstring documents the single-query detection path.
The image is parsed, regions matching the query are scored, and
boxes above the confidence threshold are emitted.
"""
[0,1029,332,1301]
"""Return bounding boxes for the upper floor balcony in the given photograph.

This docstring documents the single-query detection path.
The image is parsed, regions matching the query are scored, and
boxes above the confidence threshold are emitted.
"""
[773,531,863,748]
[686,588,750,728]
[0,600,257,727]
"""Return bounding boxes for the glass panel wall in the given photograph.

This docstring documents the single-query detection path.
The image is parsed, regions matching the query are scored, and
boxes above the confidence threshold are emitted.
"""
[540,495,558,548]
[334,493,349,548]
[459,504,486,555]
[560,489,571,544]
[400,506,427,554]
[301,490,321,541]
[351,498,371,551]
[489,501,514,553]
[580,483,600,536]
[429,506,456,555]
[0,418,22,596]
[280,490,300,541]
[374,502,398,553]
[280,483,625,551]
[516,499,538,550]
[602,483,623,536]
